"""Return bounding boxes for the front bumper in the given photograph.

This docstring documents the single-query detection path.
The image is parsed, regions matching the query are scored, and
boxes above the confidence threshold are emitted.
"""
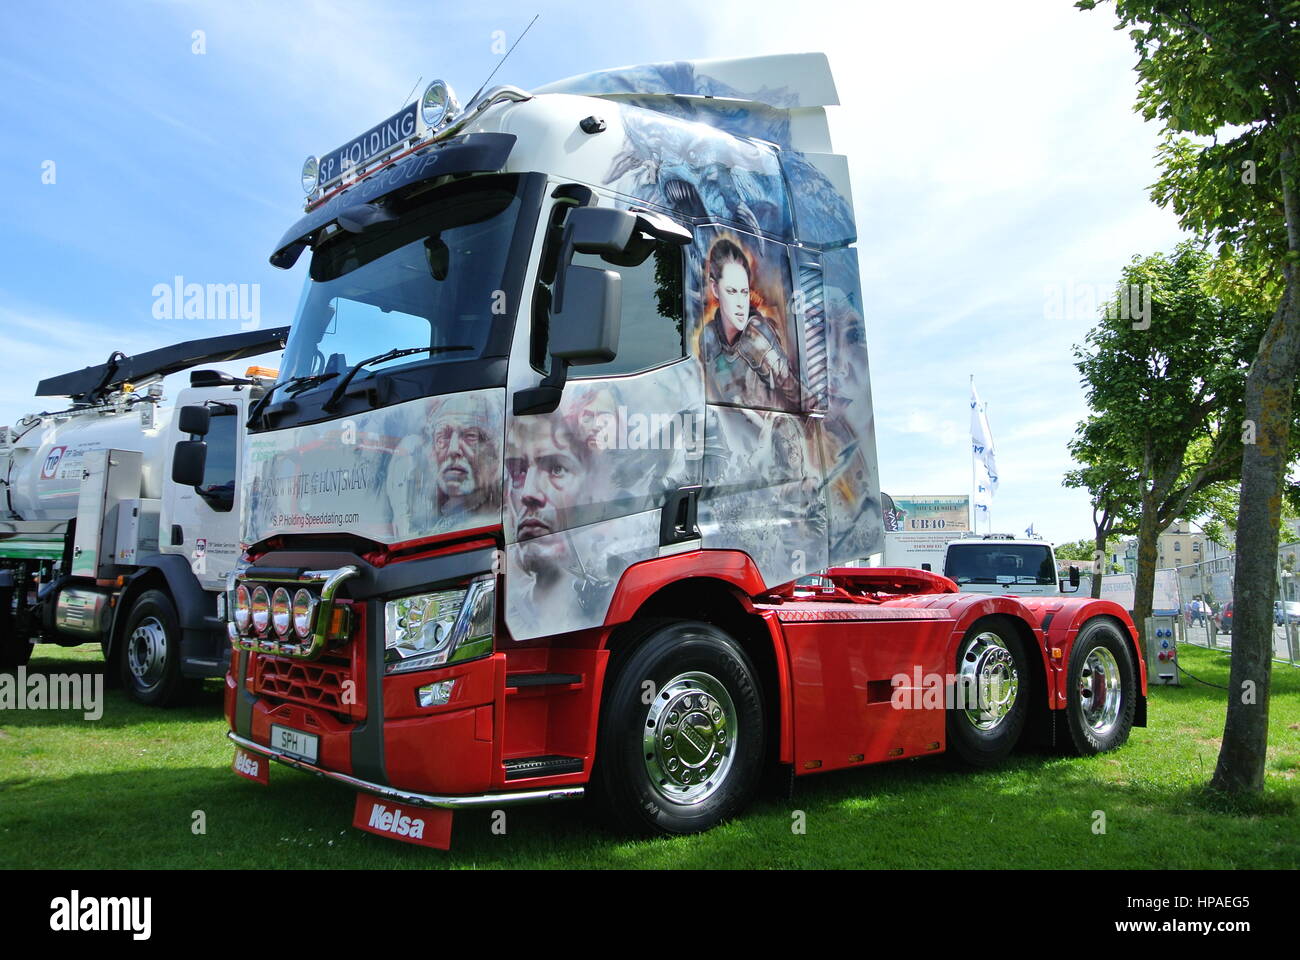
[229,731,583,810]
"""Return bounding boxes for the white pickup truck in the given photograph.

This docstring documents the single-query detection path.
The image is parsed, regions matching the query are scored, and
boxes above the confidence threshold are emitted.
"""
[938,534,1082,597]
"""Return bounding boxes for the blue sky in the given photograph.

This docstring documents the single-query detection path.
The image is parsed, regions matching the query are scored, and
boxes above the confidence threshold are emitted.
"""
[0,0,1184,544]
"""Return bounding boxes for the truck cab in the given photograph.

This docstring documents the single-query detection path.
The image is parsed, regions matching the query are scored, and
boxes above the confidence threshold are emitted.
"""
[942,534,1081,597]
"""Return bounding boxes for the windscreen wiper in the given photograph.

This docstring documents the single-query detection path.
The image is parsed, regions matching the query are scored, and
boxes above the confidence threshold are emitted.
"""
[246,372,338,427]
[321,345,472,412]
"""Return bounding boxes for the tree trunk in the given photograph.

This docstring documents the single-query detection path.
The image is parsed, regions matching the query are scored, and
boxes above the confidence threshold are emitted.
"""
[1132,505,1161,645]
[1091,528,1107,598]
[1212,142,1300,795]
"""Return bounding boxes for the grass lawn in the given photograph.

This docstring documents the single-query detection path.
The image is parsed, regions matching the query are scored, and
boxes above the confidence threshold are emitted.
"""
[1,643,1296,869]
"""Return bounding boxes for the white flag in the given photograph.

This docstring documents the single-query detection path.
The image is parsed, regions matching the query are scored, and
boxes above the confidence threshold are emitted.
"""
[971,381,998,513]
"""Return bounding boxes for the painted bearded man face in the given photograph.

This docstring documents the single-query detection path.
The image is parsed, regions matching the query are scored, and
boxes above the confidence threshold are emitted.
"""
[439,405,493,504]
[712,261,751,339]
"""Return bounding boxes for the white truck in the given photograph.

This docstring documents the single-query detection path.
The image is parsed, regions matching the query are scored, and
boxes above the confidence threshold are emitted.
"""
[939,534,1082,597]
[0,328,286,705]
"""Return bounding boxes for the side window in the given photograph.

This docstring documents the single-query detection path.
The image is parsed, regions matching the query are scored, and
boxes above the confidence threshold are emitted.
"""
[197,412,237,513]
[570,241,684,379]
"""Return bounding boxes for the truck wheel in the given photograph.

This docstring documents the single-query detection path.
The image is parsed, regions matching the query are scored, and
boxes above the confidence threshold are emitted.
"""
[1063,618,1136,755]
[120,590,198,707]
[0,584,33,671]
[591,620,765,836]
[946,617,1030,767]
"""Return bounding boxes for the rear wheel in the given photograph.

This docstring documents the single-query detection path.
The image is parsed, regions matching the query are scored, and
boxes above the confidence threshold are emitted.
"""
[591,620,765,836]
[119,590,200,707]
[946,617,1030,767]
[1063,618,1136,755]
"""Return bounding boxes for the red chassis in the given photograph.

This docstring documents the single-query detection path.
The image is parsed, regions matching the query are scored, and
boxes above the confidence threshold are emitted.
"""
[228,545,1147,850]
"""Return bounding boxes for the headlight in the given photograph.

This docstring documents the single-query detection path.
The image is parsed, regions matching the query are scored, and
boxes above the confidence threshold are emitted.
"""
[384,576,494,674]
[233,584,252,633]
[251,585,270,635]
[292,588,316,639]
[271,587,292,637]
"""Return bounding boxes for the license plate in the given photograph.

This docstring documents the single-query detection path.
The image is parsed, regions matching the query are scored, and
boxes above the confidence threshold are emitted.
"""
[270,724,319,763]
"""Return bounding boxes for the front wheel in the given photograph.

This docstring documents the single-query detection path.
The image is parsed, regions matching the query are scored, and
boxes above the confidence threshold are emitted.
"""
[591,620,765,836]
[119,590,200,707]
[1063,618,1136,755]
[946,617,1030,767]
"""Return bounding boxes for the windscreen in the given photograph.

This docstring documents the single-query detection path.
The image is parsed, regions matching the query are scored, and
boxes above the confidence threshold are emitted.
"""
[278,176,526,389]
[945,543,1057,585]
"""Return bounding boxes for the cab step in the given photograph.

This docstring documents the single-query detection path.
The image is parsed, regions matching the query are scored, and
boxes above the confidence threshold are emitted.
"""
[502,755,584,780]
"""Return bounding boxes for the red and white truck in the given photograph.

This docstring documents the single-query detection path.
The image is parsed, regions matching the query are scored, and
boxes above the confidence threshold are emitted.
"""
[224,54,1147,848]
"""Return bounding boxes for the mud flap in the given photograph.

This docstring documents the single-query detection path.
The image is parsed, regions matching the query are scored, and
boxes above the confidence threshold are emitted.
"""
[232,747,269,784]
[353,794,453,850]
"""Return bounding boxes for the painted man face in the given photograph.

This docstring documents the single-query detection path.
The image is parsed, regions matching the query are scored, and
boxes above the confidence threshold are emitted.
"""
[433,412,489,503]
[506,419,588,569]
[711,261,751,338]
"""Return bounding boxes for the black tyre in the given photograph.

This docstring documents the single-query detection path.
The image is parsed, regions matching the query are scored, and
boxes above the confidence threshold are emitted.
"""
[591,620,765,836]
[119,590,199,707]
[946,617,1030,767]
[1063,617,1136,755]
[0,584,33,671]
[99,637,123,689]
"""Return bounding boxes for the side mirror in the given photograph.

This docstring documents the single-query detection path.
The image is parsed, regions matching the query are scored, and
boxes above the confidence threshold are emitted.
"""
[551,266,620,364]
[921,563,932,571]
[172,440,207,486]
[1069,565,1081,587]
[178,405,211,437]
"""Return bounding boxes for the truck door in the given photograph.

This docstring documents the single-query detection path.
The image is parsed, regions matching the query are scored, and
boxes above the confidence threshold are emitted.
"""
[161,389,243,591]
[502,195,702,641]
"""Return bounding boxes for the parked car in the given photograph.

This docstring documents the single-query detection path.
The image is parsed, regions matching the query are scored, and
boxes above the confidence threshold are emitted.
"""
[1218,601,1234,633]
[1274,600,1300,625]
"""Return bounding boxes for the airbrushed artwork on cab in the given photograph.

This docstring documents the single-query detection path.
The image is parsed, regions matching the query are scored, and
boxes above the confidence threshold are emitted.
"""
[696,231,800,412]
[604,104,792,242]
[503,362,701,641]
[819,247,882,561]
[609,96,855,249]
[698,405,828,588]
[242,389,504,547]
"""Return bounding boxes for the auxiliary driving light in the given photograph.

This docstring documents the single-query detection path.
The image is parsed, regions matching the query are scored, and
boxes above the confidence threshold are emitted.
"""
[251,585,271,635]
[292,588,316,639]
[271,587,292,637]
[233,584,252,633]
[301,155,319,194]
[421,80,459,129]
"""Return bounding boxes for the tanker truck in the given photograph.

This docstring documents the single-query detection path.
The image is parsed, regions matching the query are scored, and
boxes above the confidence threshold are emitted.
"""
[0,328,286,705]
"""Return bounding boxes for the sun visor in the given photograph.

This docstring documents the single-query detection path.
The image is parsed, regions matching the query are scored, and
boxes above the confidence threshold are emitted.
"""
[269,133,517,269]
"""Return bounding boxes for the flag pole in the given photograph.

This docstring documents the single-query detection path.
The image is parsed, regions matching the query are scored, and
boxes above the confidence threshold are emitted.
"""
[970,374,977,534]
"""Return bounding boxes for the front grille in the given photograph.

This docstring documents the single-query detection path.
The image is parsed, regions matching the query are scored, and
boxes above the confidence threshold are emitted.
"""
[256,657,351,713]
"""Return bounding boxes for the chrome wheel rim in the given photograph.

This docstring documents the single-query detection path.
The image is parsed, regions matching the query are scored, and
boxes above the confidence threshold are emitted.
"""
[958,631,1019,730]
[127,616,167,688]
[643,671,738,805]
[1078,645,1121,736]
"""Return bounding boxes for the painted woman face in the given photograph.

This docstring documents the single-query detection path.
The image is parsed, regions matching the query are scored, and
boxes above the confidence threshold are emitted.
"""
[712,261,751,336]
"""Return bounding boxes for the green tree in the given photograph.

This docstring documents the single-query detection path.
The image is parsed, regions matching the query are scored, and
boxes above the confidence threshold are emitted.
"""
[1071,243,1268,636]
[1064,436,1141,597]
[1079,0,1300,795]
